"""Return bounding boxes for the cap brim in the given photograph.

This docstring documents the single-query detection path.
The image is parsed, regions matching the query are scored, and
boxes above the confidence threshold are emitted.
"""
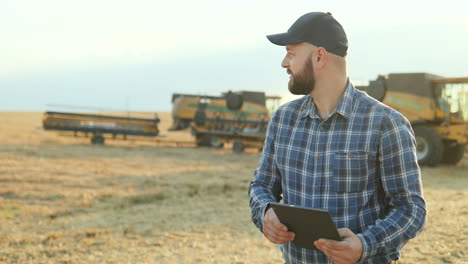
[266,32,303,46]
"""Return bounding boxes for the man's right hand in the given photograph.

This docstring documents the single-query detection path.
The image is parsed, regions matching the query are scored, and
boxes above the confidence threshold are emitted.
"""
[263,207,295,244]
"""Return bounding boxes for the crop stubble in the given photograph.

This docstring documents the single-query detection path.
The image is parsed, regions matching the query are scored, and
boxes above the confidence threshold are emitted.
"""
[0,112,466,264]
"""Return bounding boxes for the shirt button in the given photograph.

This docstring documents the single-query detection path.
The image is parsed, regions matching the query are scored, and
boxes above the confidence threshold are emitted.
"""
[316,155,321,159]
[349,153,353,158]
[320,126,324,131]
[314,185,319,190]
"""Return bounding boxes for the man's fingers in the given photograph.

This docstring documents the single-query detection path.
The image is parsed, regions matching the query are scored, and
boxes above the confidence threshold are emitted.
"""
[264,231,294,244]
[337,228,353,238]
[316,238,346,250]
[265,208,288,231]
[263,224,293,239]
[315,240,342,254]
[315,240,352,264]
[263,223,295,244]
[265,232,294,244]
[264,208,290,233]
[269,218,288,232]
[263,208,295,244]
[314,229,363,264]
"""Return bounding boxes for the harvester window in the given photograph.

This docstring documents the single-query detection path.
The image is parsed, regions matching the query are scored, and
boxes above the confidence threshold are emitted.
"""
[440,83,468,121]
[266,96,282,115]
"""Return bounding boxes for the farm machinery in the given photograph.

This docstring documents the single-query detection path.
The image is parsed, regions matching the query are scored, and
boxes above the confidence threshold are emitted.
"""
[180,91,281,153]
[171,92,280,131]
[42,111,160,145]
[358,73,468,166]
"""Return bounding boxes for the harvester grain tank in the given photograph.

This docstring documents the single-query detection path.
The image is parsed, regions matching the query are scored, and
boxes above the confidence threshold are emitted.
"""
[358,73,468,166]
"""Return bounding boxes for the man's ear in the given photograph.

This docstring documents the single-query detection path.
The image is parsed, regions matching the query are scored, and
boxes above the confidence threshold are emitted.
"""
[315,48,327,68]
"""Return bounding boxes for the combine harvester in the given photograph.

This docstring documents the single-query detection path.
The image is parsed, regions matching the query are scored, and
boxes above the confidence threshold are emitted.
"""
[358,73,467,166]
[175,91,281,153]
[43,111,161,145]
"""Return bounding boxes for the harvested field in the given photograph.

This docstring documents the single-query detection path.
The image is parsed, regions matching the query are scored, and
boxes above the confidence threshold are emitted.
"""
[0,112,466,264]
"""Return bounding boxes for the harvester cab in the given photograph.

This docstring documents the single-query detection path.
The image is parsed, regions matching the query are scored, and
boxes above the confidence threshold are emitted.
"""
[360,73,468,166]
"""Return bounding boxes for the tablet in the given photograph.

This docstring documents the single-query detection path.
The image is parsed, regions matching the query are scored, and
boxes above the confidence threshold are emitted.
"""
[269,202,341,250]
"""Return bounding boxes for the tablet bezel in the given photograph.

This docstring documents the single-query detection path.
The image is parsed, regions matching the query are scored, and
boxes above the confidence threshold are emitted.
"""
[269,202,342,250]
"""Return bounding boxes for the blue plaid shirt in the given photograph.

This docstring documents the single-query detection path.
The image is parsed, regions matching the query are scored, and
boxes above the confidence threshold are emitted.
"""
[249,82,426,264]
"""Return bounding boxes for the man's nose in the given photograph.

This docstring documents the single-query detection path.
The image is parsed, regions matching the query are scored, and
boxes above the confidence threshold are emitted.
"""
[281,57,289,68]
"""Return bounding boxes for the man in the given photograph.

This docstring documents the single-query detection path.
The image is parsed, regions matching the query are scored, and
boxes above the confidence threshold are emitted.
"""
[248,12,426,264]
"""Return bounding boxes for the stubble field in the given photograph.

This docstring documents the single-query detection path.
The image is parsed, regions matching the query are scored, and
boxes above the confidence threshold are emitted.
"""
[0,112,466,264]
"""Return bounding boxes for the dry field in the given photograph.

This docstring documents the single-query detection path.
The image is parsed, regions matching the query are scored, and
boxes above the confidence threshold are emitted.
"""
[0,112,466,264]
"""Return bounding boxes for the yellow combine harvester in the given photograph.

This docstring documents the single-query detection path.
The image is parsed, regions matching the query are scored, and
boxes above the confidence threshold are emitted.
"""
[171,92,281,131]
[173,91,281,152]
[43,111,160,145]
[359,73,467,166]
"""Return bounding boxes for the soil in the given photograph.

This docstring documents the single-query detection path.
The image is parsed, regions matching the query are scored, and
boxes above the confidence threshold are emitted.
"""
[0,112,466,264]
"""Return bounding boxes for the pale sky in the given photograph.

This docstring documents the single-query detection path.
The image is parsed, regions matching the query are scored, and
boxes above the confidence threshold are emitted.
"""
[1,0,467,111]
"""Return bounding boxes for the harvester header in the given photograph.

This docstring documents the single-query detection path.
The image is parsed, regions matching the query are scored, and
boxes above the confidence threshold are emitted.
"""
[43,111,160,144]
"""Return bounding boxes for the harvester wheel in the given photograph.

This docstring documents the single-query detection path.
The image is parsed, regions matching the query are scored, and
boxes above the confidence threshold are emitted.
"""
[196,135,211,146]
[196,135,210,147]
[209,137,224,148]
[233,140,245,153]
[413,126,443,166]
[442,142,466,165]
[91,134,105,145]
[226,91,243,111]
[196,135,224,148]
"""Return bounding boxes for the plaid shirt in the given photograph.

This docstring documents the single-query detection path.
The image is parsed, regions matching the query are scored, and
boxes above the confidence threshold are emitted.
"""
[249,82,426,264]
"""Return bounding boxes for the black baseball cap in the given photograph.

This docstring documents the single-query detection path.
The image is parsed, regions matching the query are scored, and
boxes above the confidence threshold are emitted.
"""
[267,12,348,57]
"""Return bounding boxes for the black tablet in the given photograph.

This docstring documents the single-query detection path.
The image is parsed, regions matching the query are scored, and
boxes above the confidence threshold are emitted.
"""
[269,202,342,250]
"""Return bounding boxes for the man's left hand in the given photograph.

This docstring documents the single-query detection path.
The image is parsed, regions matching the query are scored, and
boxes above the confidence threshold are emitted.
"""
[314,228,363,264]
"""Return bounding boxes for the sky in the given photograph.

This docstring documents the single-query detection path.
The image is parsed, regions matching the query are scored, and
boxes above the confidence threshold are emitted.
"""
[1,0,468,111]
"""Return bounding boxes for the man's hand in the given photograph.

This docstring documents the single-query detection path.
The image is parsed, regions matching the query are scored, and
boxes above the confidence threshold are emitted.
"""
[262,207,295,244]
[314,228,363,264]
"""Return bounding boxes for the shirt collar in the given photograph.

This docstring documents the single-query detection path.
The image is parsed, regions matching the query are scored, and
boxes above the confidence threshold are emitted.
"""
[298,95,315,119]
[298,80,355,120]
[334,80,354,120]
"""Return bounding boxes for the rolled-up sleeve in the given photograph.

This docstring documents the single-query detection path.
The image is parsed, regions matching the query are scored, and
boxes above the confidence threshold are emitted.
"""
[357,112,427,262]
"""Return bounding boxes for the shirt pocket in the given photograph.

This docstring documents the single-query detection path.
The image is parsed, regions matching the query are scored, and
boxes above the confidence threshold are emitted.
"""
[332,151,376,193]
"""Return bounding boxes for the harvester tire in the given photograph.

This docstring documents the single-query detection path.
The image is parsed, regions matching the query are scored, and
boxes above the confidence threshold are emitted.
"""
[209,136,224,148]
[196,134,211,147]
[226,91,243,111]
[233,140,245,153]
[413,126,443,166]
[442,143,466,165]
[91,134,105,145]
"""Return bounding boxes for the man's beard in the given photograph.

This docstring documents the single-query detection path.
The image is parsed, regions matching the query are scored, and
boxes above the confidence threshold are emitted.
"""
[288,56,315,95]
